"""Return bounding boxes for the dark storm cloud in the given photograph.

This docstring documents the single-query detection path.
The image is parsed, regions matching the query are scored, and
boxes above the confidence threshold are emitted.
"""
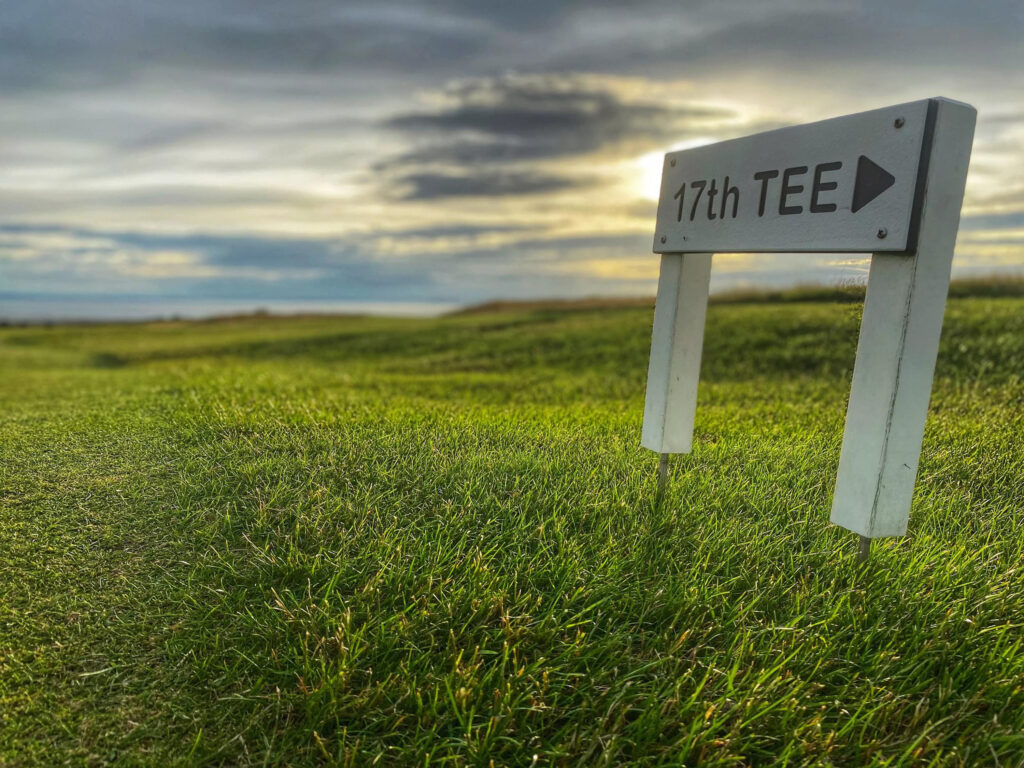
[387,76,724,140]
[395,171,580,201]
[386,74,734,165]
[385,224,528,238]
[379,73,739,199]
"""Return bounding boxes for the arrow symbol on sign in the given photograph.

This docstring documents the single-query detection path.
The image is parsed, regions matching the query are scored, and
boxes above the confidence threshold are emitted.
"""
[851,155,896,213]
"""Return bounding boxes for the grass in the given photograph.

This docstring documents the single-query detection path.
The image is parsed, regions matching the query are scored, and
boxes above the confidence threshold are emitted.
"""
[1,295,1023,766]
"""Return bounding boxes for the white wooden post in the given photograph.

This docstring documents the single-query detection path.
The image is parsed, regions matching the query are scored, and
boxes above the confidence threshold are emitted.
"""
[831,98,976,538]
[641,252,713,454]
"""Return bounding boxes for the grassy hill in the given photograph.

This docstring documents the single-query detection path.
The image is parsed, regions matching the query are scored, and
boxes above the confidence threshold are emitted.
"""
[2,296,1023,766]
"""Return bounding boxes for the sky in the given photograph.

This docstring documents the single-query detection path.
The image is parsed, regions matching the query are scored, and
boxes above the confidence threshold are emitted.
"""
[1,0,1023,316]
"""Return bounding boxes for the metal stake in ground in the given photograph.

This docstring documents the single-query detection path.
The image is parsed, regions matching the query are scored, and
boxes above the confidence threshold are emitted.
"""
[656,453,669,505]
[857,535,871,564]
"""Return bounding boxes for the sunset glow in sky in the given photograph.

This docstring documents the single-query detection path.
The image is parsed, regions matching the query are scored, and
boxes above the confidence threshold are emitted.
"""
[1,1,1022,314]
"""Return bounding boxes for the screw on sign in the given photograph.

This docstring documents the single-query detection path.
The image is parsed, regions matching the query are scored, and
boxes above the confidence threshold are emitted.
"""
[642,98,976,562]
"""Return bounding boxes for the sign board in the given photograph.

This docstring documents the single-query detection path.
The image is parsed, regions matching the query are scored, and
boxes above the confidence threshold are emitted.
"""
[654,100,931,254]
[641,97,977,551]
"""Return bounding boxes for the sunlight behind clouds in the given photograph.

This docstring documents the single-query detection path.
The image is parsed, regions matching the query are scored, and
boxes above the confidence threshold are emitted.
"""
[633,139,720,201]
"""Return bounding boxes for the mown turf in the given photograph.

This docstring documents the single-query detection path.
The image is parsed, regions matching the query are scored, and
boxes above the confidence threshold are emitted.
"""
[1,298,1022,766]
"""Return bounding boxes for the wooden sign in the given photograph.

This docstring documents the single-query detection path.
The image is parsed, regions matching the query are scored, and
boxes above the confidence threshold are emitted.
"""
[642,97,977,551]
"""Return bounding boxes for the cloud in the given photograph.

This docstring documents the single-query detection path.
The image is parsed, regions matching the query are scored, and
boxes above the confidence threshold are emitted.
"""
[388,74,728,145]
[0,1,492,93]
[394,171,580,201]
[378,73,741,201]
[0,223,661,305]
[385,73,736,165]
[961,211,1024,231]
[540,2,1024,83]
[0,224,443,299]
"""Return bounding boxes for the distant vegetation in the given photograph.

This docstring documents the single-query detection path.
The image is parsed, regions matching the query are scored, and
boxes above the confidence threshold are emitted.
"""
[2,295,1022,765]
[456,273,1024,315]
